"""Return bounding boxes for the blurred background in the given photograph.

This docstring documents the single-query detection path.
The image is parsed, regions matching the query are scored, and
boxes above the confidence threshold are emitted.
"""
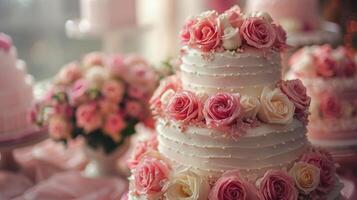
[0,0,356,81]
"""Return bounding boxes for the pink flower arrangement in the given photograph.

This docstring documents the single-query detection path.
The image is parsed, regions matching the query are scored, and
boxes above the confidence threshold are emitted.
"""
[204,93,241,128]
[166,90,203,124]
[31,52,158,154]
[300,149,336,194]
[133,155,170,198]
[209,170,261,200]
[180,5,286,52]
[319,93,342,119]
[278,79,310,121]
[258,170,298,200]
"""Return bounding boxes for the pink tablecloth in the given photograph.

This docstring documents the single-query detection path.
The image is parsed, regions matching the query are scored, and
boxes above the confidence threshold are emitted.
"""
[0,139,128,200]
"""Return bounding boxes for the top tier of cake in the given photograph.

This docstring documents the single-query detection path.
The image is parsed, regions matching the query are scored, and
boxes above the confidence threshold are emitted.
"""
[245,0,320,33]
[181,47,281,97]
[179,6,286,97]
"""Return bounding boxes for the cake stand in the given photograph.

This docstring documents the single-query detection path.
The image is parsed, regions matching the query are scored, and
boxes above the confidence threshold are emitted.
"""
[0,127,47,171]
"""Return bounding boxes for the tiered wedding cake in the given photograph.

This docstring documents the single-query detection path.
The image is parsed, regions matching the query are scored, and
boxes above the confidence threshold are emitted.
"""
[287,45,357,156]
[126,7,342,200]
[0,33,33,135]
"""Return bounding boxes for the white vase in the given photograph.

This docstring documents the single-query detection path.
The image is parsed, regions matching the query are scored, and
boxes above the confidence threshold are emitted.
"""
[83,138,131,178]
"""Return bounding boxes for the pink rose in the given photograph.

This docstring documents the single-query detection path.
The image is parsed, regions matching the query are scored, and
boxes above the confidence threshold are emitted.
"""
[56,62,82,85]
[128,136,158,169]
[107,54,127,77]
[133,156,170,197]
[82,52,105,68]
[76,103,102,133]
[259,170,298,200]
[150,75,182,114]
[101,80,124,103]
[166,90,203,124]
[203,93,241,127]
[99,99,119,115]
[120,192,128,200]
[180,18,198,44]
[68,79,89,105]
[189,13,222,52]
[240,17,276,49]
[54,104,73,119]
[128,85,147,100]
[103,113,126,141]
[48,116,72,140]
[0,33,12,53]
[319,93,342,119]
[272,24,287,50]
[125,100,144,119]
[278,79,311,113]
[128,63,157,86]
[209,170,261,200]
[300,149,336,194]
[314,55,337,78]
[341,57,356,77]
[224,5,244,28]
[124,54,148,67]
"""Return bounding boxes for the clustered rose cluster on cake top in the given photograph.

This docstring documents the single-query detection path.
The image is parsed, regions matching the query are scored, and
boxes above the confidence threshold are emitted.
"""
[31,52,158,153]
[288,45,357,146]
[150,75,311,139]
[180,5,287,52]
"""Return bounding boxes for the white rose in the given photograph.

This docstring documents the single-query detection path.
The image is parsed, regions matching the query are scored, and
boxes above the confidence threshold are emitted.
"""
[291,53,315,77]
[84,66,109,87]
[240,95,261,119]
[222,27,241,50]
[165,168,210,200]
[289,162,320,194]
[250,11,273,23]
[258,87,295,124]
[219,13,231,28]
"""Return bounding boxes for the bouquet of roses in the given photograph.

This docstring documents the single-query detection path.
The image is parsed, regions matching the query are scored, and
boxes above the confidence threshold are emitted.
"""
[30,52,158,154]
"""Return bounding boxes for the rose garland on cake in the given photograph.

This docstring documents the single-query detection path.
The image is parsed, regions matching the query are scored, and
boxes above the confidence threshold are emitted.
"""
[180,5,287,53]
[150,76,310,140]
[30,52,159,153]
[126,138,339,200]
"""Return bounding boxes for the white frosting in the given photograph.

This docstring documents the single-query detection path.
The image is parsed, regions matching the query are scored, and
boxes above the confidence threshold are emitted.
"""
[180,47,281,97]
[157,119,308,178]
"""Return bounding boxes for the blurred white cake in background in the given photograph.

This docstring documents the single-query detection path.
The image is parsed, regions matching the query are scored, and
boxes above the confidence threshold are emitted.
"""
[80,0,136,32]
[245,0,340,47]
[0,33,34,135]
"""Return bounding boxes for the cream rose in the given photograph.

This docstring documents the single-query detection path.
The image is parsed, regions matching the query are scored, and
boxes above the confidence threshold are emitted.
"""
[165,168,210,200]
[289,162,321,194]
[240,95,260,119]
[258,87,295,124]
[160,89,175,108]
[222,27,242,50]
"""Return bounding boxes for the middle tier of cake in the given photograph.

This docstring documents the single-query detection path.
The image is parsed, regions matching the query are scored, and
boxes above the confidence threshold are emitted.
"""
[180,47,281,97]
[157,118,308,179]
